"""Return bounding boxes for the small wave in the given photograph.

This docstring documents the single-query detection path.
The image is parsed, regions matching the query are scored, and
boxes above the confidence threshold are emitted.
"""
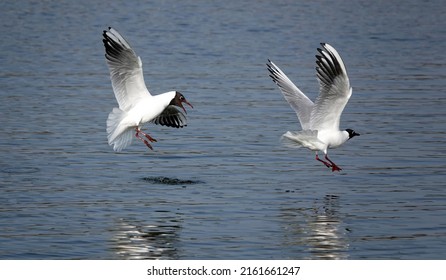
[1,166,40,174]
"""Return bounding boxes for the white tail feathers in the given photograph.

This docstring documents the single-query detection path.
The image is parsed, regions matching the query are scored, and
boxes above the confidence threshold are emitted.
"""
[281,130,326,151]
[106,108,134,152]
[281,131,305,149]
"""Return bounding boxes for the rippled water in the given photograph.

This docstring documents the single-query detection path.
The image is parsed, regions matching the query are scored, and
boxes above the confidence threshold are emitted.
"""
[1,0,445,259]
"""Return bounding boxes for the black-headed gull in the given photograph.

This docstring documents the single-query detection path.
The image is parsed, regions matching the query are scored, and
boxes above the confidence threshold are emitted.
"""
[267,43,359,172]
[102,27,193,152]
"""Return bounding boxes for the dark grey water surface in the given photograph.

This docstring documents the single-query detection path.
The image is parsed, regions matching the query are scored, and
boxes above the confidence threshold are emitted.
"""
[1,0,445,259]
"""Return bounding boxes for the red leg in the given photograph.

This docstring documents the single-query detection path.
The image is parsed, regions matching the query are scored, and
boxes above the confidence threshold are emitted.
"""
[138,129,157,143]
[325,155,342,172]
[316,154,331,168]
[135,128,154,150]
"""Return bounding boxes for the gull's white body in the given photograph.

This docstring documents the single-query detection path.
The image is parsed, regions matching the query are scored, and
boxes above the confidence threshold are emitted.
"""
[103,27,188,152]
[267,43,358,171]
[106,91,177,151]
[282,129,349,154]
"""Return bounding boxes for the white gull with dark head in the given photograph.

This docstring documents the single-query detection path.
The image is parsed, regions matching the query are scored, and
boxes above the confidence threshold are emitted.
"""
[102,27,193,152]
[267,43,359,171]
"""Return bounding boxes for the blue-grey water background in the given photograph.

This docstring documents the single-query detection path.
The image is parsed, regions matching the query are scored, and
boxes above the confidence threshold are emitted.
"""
[1,0,445,259]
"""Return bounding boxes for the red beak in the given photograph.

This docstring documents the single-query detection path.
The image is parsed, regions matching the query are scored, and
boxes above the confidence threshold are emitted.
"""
[181,100,193,114]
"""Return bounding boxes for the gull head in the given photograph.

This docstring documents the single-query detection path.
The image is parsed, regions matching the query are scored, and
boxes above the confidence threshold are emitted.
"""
[346,129,360,139]
[171,91,193,114]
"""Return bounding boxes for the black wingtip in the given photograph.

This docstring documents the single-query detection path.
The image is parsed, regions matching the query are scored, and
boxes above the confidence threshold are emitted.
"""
[266,59,273,68]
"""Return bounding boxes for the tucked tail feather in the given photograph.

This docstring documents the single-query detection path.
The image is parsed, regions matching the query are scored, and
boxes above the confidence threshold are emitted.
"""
[281,131,305,149]
[106,108,133,152]
[280,130,325,151]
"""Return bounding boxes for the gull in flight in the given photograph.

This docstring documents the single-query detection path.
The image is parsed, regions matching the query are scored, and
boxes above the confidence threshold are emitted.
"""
[267,43,359,171]
[102,27,193,152]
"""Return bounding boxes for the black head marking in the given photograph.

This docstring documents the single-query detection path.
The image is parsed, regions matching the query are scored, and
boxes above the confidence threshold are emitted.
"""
[169,91,184,106]
[176,91,186,102]
[169,91,193,113]
[346,129,360,139]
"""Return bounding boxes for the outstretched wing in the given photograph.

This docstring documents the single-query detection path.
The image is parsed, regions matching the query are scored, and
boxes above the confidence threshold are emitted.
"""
[267,60,314,130]
[151,106,187,128]
[103,27,151,111]
[310,43,352,131]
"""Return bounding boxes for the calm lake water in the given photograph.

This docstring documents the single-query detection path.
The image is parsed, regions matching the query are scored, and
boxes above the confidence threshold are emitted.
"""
[1,0,445,259]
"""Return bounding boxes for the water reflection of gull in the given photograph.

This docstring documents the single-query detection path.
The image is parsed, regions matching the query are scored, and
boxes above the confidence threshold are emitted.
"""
[281,194,349,259]
[110,218,181,260]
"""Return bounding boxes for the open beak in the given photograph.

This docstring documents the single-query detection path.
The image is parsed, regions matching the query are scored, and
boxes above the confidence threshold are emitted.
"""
[180,100,193,114]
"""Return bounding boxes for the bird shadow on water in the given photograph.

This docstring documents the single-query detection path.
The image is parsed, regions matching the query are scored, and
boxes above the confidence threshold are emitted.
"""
[141,176,204,185]
[280,194,350,259]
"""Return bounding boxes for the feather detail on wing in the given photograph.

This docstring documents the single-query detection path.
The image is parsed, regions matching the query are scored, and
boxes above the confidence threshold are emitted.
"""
[103,27,151,111]
[267,60,314,130]
[310,43,352,131]
[151,106,187,128]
